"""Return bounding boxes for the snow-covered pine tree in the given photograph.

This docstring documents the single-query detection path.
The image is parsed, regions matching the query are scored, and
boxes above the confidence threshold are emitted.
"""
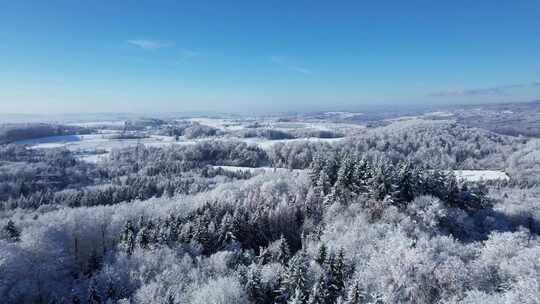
[336,154,355,188]
[156,220,171,245]
[351,158,371,194]
[316,243,328,265]
[369,163,395,201]
[136,226,150,249]
[256,245,271,265]
[305,186,324,223]
[324,156,355,206]
[308,275,330,304]
[283,250,309,302]
[316,170,332,197]
[245,266,266,303]
[288,287,307,304]
[2,219,20,242]
[444,170,461,207]
[344,281,364,304]
[277,235,291,264]
[309,153,326,184]
[218,212,233,245]
[120,220,136,256]
[395,161,417,204]
[325,249,347,303]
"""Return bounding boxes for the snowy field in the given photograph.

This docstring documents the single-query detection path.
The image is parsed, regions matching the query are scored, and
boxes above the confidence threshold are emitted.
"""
[13,118,350,163]
[15,132,184,162]
[16,132,345,163]
[323,111,364,118]
[242,136,345,149]
[186,117,247,131]
[66,121,128,128]
[213,165,304,174]
[453,170,510,182]
[187,117,365,133]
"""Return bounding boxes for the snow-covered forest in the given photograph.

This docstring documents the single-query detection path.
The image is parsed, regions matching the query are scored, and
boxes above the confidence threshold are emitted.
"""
[1,108,540,304]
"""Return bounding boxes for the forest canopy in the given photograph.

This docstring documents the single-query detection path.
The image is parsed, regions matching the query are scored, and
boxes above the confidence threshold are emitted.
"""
[1,117,539,304]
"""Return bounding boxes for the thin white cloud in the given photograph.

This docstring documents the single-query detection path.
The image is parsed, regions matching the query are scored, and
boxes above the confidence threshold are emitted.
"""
[270,55,286,65]
[127,39,172,50]
[270,55,312,75]
[289,66,312,75]
[430,82,540,97]
[180,49,199,60]
[171,49,201,66]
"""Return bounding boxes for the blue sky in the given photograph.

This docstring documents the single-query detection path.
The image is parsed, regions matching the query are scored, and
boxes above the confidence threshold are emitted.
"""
[1,1,539,114]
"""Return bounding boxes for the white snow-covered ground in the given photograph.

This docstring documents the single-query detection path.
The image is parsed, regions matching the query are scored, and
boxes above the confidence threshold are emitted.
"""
[323,111,364,118]
[186,117,366,135]
[78,154,108,163]
[424,111,455,117]
[66,121,127,128]
[16,133,177,151]
[242,137,345,149]
[15,131,345,163]
[269,121,365,133]
[213,166,305,175]
[186,118,247,131]
[453,170,510,182]
[15,132,187,162]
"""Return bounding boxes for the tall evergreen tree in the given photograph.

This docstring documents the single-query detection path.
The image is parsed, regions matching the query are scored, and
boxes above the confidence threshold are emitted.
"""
[2,219,20,242]
[344,281,364,304]
[309,153,326,184]
[246,267,266,303]
[218,212,233,245]
[336,154,355,188]
[332,248,347,294]
[277,235,291,265]
[288,288,306,304]
[120,220,136,256]
[326,249,347,303]
[351,158,371,194]
[395,161,417,204]
[444,171,461,207]
[316,244,328,265]
[136,226,150,249]
[369,164,395,201]
[325,181,347,206]
[156,221,171,245]
[192,217,210,253]
[305,186,324,223]
[283,250,309,302]
[308,275,330,304]
[316,171,332,197]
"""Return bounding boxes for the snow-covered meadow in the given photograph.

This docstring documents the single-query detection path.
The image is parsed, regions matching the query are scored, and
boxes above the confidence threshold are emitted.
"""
[13,116,357,163]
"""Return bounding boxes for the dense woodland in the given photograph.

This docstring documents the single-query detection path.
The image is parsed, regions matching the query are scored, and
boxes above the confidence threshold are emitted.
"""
[0,123,93,144]
[1,119,539,303]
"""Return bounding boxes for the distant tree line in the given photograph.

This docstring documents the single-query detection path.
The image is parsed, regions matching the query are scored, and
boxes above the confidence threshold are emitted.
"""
[0,123,93,144]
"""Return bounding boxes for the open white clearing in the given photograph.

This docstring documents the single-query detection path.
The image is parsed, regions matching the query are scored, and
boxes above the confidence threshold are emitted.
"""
[453,170,509,182]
